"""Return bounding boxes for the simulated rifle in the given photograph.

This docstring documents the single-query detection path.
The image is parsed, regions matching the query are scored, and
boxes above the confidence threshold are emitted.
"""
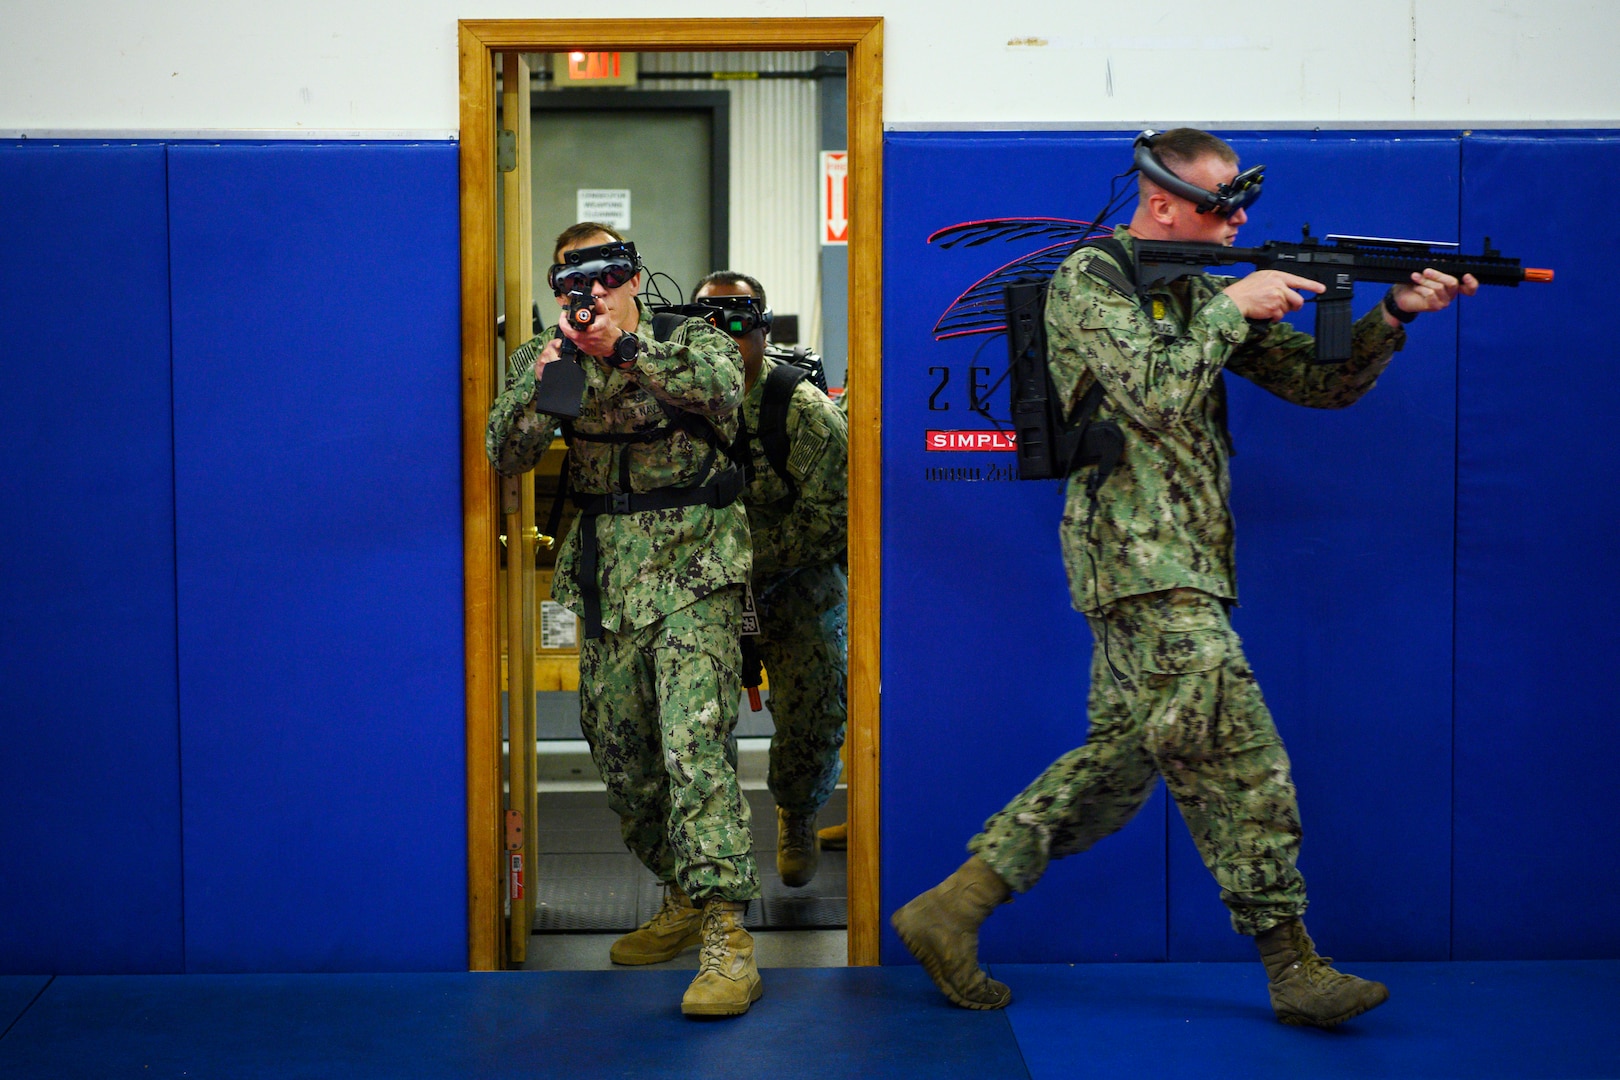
[1133,227,1554,363]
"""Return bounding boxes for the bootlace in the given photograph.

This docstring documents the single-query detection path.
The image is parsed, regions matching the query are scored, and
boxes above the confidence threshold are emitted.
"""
[781,812,814,855]
[698,909,731,972]
[648,887,688,930]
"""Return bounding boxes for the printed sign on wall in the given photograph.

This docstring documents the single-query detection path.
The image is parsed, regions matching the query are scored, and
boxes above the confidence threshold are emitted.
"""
[577,189,631,231]
[821,151,849,245]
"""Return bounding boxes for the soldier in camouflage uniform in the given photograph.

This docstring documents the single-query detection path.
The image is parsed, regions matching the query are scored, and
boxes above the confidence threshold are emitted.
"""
[486,223,762,1018]
[694,272,849,889]
[892,129,1479,1027]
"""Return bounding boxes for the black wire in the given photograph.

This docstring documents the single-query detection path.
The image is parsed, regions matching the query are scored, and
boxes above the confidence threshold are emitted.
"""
[965,332,1014,429]
[640,271,684,308]
[1083,493,1127,685]
[1079,166,1142,244]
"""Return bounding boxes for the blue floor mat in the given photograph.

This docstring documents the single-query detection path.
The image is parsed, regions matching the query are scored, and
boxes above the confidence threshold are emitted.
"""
[994,960,1620,1080]
[0,967,1028,1080]
[0,977,49,1035]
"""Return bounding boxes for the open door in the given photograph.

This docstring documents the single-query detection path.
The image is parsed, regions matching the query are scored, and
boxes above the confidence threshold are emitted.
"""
[460,18,883,971]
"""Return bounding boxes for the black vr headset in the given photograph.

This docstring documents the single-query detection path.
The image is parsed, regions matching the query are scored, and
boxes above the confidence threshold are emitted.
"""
[691,294,772,337]
[547,241,642,295]
[1132,130,1264,217]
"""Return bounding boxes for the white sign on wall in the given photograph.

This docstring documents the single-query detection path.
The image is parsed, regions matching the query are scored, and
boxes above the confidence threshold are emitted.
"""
[577,189,631,231]
[821,151,849,246]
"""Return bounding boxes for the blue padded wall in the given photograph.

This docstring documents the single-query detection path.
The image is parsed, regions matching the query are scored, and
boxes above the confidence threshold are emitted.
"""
[882,131,1460,964]
[883,134,1171,964]
[1171,133,1459,961]
[167,143,466,971]
[0,143,184,974]
[1453,134,1620,959]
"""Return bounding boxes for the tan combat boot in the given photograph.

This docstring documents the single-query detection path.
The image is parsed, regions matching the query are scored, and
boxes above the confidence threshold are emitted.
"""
[777,807,819,887]
[890,855,1013,1010]
[608,882,702,965]
[817,821,848,851]
[680,900,763,1018]
[1255,918,1389,1028]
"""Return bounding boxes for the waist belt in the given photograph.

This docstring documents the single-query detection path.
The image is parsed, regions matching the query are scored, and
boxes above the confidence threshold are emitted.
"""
[572,467,745,639]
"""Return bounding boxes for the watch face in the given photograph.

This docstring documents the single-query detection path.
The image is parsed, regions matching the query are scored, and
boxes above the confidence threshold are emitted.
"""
[616,332,639,361]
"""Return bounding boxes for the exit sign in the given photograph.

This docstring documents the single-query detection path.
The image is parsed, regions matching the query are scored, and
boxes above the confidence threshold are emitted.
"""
[552,52,638,87]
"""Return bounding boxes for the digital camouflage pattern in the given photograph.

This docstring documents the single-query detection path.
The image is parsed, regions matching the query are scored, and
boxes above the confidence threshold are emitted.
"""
[1048,226,1408,612]
[487,301,758,903]
[578,584,760,903]
[969,589,1306,935]
[736,355,849,816]
[753,562,848,816]
[486,300,750,634]
[737,355,850,579]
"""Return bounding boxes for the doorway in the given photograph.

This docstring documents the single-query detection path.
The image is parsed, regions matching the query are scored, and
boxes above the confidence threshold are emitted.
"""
[458,18,883,972]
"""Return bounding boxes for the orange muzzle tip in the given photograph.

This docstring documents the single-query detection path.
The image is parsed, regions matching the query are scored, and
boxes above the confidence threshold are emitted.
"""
[1524,268,1555,283]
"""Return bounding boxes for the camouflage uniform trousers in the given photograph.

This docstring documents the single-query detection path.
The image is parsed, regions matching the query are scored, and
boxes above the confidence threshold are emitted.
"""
[754,561,848,816]
[578,583,761,904]
[969,588,1308,936]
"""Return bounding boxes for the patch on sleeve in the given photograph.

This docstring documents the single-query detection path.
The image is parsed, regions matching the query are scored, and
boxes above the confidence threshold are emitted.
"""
[786,420,831,479]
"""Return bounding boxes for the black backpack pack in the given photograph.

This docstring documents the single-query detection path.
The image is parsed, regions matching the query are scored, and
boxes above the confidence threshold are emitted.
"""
[1005,237,1128,497]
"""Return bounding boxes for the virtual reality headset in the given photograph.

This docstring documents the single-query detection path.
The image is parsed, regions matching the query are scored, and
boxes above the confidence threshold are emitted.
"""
[692,294,773,337]
[547,241,641,295]
[1133,130,1264,217]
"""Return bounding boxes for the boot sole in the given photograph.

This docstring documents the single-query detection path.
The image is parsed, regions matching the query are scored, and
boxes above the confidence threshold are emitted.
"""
[681,979,764,1017]
[890,910,1011,1011]
[778,866,817,888]
[1276,984,1390,1029]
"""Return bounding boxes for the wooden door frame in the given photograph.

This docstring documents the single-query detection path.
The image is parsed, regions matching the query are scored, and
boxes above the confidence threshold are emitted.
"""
[459,18,884,971]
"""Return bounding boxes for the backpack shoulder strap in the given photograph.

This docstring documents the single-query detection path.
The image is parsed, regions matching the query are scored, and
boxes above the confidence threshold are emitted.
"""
[759,362,810,490]
[650,311,685,342]
[1076,236,1137,298]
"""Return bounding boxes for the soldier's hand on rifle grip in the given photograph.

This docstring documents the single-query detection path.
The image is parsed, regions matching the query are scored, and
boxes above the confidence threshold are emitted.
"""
[1383,268,1479,327]
[1222,269,1326,322]
[557,297,628,359]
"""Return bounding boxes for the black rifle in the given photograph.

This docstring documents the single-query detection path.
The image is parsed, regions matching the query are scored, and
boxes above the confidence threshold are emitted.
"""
[1132,228,1553,362]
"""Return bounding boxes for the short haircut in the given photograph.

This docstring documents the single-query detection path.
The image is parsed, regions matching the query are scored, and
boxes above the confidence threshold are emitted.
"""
[694,270,767,309]
[1139,128,1240,194]
[552,221,626,263]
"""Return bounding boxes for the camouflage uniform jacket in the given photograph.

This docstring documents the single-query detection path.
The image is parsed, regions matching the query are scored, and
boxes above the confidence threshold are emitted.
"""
[485,300,751,634]
[1048,226,1408,612]
[737,355,850,580]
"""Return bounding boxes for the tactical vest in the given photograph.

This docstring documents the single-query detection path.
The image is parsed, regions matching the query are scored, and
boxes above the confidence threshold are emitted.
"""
[547,312,746,638]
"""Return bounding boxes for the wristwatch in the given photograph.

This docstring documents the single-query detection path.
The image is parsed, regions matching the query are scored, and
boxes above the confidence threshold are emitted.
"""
[1382,287,1418,325]
[610,329,641,367]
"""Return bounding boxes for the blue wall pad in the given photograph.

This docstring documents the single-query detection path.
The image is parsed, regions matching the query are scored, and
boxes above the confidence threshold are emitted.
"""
[0,143,184,975]
[881,131,1458,965]
[1172,133,1458,962]
[1453,134,1620,960]
[883,133,1170,964]
[0,969,1031,1079]
[166,143,465,971]
[997,960,1620,1079]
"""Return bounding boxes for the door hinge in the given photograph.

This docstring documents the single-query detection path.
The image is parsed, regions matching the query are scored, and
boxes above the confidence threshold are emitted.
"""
[497,129,517,173]
[505,809,525,852]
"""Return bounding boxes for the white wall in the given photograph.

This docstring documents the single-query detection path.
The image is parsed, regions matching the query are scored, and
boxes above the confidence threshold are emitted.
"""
[2,0,1616,134]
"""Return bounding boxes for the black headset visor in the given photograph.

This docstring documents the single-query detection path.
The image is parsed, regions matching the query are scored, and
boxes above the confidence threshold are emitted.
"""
[548,241,641,295]
[693,294,772,337]
[1133,130,1264,217]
